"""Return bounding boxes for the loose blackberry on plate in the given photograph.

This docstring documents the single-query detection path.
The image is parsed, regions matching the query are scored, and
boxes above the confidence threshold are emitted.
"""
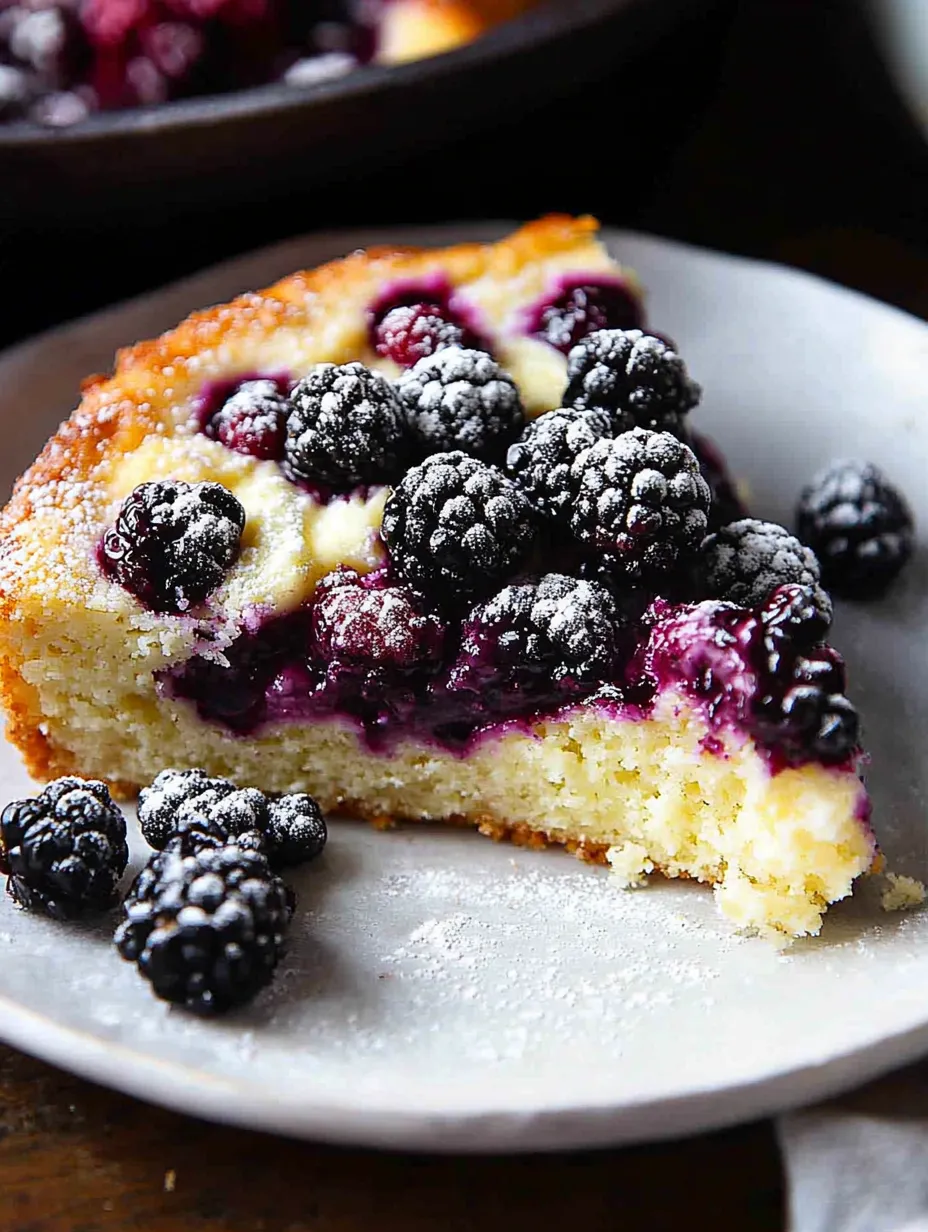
[564,329,701,435]
[570,429,711,581]
[139,769,327,869]
[100,480,245,613]
[381,451,537,607]
[506,406,613,525]
[115,837,293,1015]
[284,362,409,489]
[395,347,525,462]
[702,518,822,609]
[0,777,128,919]
[796,459,915,598]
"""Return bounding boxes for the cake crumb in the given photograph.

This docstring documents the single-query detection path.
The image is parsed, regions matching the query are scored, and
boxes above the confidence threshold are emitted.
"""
[880,872,927,913]
[164,1170,176,1193]
[606,842,654,888]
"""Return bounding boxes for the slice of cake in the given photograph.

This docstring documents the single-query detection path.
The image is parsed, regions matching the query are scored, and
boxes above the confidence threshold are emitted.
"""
[0,216,877,939]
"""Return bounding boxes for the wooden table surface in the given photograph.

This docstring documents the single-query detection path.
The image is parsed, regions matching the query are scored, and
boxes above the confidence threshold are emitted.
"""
[0,1047,782,1231]
[1,3,927,1229]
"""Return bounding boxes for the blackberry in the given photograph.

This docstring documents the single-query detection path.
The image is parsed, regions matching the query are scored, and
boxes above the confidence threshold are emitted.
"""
[564,329,701,435]
[649,599,858,767]
[452,573,622,694]
[752,643,859,766]
[381,451,537,607]
[796,459,914,598]
[310,567,446,694]
[0,777,128,919]
[702,518,821,609]
[101,480,245,614]
[265,795,327,869]
[114,838,292,1015]
[570,429,711,581]
[395,347,525,462]
[207,379,290,460]
[759,582,833,651]
[505,406,615,525]
[284,362,409,489]
[138,768,327,869]
[373,302,468,368]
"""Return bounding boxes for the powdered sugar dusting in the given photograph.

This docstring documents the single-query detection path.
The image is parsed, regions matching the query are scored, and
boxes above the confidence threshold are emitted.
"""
[703,518,820,608]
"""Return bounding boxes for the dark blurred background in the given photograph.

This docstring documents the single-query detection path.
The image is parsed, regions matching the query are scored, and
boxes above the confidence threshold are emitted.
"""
[2,0,927,353]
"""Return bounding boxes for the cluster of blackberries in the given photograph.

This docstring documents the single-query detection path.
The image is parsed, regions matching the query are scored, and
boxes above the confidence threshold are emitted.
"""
[383,330,713,608]
[0,771,328,1016]
[207,350,527,484]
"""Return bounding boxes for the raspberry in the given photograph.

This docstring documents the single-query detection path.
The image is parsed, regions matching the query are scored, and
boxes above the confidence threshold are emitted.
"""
[100,480,245,613]
[570,429,711,581]
[796,460,914,598]
[207,378,290,460]
[381,451,537,607]
[0,777,128,919]
[528,280,644,355]
[564,329,700,435]
[114,837,293,1015]
[138,768,327,868]
[505,406,614,525]
[373,303,468,369]
[395,347,525,463]
[702,519,822,609]
[451,573,622,697]
[284,362,409,489]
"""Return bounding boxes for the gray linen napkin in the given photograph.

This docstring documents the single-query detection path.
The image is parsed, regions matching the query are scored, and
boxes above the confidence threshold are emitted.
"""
[778,1062,928,1232]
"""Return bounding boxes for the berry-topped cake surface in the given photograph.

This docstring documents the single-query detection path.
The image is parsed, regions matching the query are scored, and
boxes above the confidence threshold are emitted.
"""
[0,214,909,942]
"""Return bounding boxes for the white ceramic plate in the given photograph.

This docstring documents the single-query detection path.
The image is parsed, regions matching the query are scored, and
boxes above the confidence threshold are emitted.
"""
[0,225,926,1152]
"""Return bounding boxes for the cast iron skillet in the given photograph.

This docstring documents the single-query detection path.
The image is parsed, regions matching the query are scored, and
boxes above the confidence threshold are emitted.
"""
[0,0,701,222]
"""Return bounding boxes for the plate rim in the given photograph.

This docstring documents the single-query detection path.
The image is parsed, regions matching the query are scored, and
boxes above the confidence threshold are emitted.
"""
[0,221,927,1150]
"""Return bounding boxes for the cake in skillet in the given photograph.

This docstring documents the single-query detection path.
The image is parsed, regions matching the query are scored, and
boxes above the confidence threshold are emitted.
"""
[0,216,877,939]
[0,0,538,126]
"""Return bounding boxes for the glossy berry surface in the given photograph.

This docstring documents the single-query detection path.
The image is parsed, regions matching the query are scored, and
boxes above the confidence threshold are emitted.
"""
[100,479,245,613]
[702,518,821,609]
[796,459,914,598]
[285,362,409,489]
[506,406,614,526]
[564,329,701,436]
[138,767,327,868]
[570,429,711,581]
[526,280,644,355]
[114,837,293,1015]
[207,378,290,460]
[381,451,537,608]
[396,346,525,463]
[647,596,859,768]
[0,777,128,919]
